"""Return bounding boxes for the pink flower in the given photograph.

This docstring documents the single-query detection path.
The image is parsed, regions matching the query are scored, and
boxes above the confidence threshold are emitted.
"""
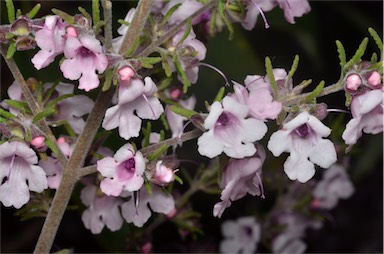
[268,111,337,183]
[97,144,145,196]
[342,89,383,148]
[214,144,266,218]
[121,185,175,227]
[112,8,136,52]
[220,217,261,253]
[0,141,48,208]
[161,0,204,25]
[198,96,267,159]
[165,95,196,138]
[102,77,164,140]
[312,164,354,209]
[241,0,276,30]
[60,34,108,91]
[276,0,311,24]
[31,15,67,70]
[81,184,123,234]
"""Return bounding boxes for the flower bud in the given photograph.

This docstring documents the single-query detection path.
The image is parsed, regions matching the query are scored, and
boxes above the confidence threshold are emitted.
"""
[15,35,36,51]
[31,136,45,149]
[118,66,135,82]
[366,71,382,89]
[66,26,78,38]
[345,73,362,93]
[151,161,175,186]
[10,17,31,36]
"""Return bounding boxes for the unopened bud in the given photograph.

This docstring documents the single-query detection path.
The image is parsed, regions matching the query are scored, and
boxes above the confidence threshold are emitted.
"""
[66,26,78,38]
[311,199,322,209]
[166,207,177,219]
[366,71,382,89]
[170,87,182,100]
[141,242,152,254]
[31,136,45,149]
[11,17,31,36]
[152,161,175,186]
[345,73,362,92]
[118,66,135,82]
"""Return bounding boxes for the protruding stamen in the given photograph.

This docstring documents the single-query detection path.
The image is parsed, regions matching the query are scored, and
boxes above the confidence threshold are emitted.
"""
[255,172,265,199]
[250,0,270,29]
[327,109,351,114]
[199,62,231,86]
[142,94,156,117]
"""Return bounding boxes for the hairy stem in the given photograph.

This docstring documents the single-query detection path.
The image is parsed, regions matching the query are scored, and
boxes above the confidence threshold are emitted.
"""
[0,45,68,166]
[101,0,113,52]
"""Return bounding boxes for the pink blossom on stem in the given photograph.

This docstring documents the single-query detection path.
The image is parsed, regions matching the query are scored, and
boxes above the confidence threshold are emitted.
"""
[0,141,48,208]
[60,34,108,91]
[102,77,164,140]
[342,89,383,149]
[214,144,266,218]
[198,96,267,159]
[268,111,337,183]
[276,0,311,24]
[121,185,175,227]
[97,144,145,196]
[31,15,67,70]
[81,184,123,234]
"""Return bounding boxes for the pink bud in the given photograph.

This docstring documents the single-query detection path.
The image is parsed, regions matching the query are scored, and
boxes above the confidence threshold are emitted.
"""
[366,71,382,89]
[152,161,175,186]
[345,73,362,92]
[57,136,66,144]
[167,207,177,219]
[170,87,182,100]
[66,26,78,38]
[118,66,135,82]
[141,242,152,254]
[31,136,45,149]
[311,199,322,209]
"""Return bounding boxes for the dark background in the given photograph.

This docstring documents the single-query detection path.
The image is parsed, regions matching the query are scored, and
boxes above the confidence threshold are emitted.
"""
[1,1,383,253]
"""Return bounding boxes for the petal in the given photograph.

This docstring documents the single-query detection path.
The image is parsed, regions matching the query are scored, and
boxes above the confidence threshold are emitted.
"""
[80,34,103,54]
[135,96,164,120]
[26,165,48,192]
[148,186,175,214]
[223,143,256,159]
[79,69,100,91]
[122,198,151,228]
[118,78,145,104]
[123,175,144,192]
[268,130,290,157]
[283,111,310,130]
[102,105,121,131]
[60,58,82,80]
[204,101,223,129]
[118,111,141,140]
[240,118,268,142]
[31,49,57,70]
[63,37,82,58]
[284,155,315,183]
[97,157,118,177]
[80,185,97,206]
[309,139,337,168]
[197,131,223,158]
[100,178,124,196]
[307,115,331,137]
[222,96,248,119]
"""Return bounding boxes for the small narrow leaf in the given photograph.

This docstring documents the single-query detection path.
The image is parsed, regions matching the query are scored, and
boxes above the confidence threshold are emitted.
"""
[43,80,60,105]
[221,13,234,40]
[26,4,41,19]
[177,18,192,46]
[4,99,28,110]
[157,78,173,91]
[174,175,183,185]
[144,180,153,195]
[92,0,100,25]
[160,114,170,131]
[161,53,172,77]
[148,144,169,161]
[78,7,92,22]
[288,55,300,79]
[368,27,383,53]
[214,87,225,102]
[173,54,191,93]
[304,80,325,102]
[63,121,75,137]
[33,108,56,123]
[218,0,225,16]
[371,52,378,64]
[6,42,17,59]
[143,121,151,148]
[161,3,182,26]
[45,138,59,155]
[344,37,369,72]
[51,8,74,24]
[209,9,217,37]
[265,57,278,95]
[170,105,198,119]
[160,130,165,141]
[124,35,140,57]
[0,108,16,119]
[5,0,15,23]
[335,40,347,69]
[102,68,114,91]
[46,94,74,109]
[345,92,352,107]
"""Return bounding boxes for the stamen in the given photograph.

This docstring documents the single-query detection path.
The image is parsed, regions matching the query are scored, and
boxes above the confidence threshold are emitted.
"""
[250,0,270,29]
[255,172,265,199]
[327,109,351,114]
[199,62,231,86]
[142,94,156,117]
[178,120,193,140]
[7,154,16,181]
[135,191,140,216]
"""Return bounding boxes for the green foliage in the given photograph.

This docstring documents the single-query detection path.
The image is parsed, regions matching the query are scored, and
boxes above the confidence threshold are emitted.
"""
[161,3,182,26]
[51,8,74,24]
[288,55,300,80]
[343,37,369,73]
[6,42,16,59]
[92,0,101,26]
[5,0,15,23]
[368,27,383,55]
[147,144,169,161]
[173,54,191,93]
[304,80,324,103]
[214,86,226,102]
[78,7,92,22]
[102,68,114,91]
[46,94,75,109]
[32,108,56,123]
[335,40,347,69]
[176,18,192,46]
[265,57,278,96]
[26,4,41,19]
[170,105,198,119]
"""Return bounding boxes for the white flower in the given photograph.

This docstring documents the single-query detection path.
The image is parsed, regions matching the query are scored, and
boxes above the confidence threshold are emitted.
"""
[268,111,337,183]
[198,96,267,159]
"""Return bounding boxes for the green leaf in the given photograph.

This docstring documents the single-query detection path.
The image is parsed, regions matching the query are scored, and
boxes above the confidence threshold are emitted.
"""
[177,18,192,46]
[63,121,75,137]
[46,94,75,109]
[344,37,369,72]
[26,4,41,19]
[161,3,182,27]
[142,121,151,148]
[148,144,169,161]
[102,68,114,91]
[160,129,165,141]
[265,57,278,95]
[161,52,172,77]
[174,174,183,185]
[144,180,153,195]
[214,87,225,102]
[170,105,198,119]
[371,52,378,64]
[335,40,346,69]
[43,80,60,105]
[45,137,59,155]
[32,108,56,123]
[368,27,383,54]
[173,54,191,93]
[304,80,325,102]
[51,8,74,24]
[221,12,234,40]
[288,55,300,79]
[218,0,225,16]
[0,108,16,119]
[5,0,15,23]
[157,77,173,91]
[140,57,162,68]
[4,99,28,110]
[6,42,17,59]
[345,92,352,107]
[160,114,169,130]
[124,35,140,57]
[209,9,217,37]
[92,0,100,26]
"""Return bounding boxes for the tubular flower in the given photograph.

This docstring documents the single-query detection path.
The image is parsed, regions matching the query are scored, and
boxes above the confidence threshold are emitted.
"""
[60,33,108,91]
[198,96,267,159]
[0,141,48,208]
[268,111,337,183]
[97,144,145,196]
